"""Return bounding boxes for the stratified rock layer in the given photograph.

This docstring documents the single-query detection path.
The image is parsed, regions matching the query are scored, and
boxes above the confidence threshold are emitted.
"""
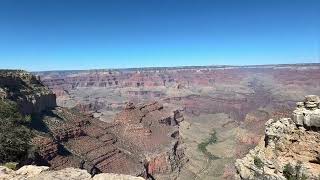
[0,70,186,179]
[112,101,186,179]
[235,95,320,180]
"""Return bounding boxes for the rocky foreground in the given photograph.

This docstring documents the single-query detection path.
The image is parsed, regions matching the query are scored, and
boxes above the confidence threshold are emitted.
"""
[0,165,143,180]
[235,95,320,179]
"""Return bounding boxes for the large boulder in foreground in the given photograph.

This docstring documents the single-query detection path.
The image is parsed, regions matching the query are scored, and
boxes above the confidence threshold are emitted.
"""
[0,165,144,180]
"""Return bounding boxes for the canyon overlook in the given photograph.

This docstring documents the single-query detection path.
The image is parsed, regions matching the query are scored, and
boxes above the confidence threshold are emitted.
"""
[1,64,320,180]
[34,64,320,179]
[0,70,186,180]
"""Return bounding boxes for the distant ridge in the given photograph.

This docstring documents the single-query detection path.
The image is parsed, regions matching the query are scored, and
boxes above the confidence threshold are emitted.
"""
[32,63,320,73]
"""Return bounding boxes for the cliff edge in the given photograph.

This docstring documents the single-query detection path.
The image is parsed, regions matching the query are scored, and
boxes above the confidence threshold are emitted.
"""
[0,70,56,114]
[235,95,320,179]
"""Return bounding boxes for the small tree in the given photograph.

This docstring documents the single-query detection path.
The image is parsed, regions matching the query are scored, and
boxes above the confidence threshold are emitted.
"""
[253,156,265,179]
[254,156,264,169]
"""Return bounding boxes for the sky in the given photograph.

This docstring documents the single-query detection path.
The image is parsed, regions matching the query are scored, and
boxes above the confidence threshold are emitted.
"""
[0,0,319,71]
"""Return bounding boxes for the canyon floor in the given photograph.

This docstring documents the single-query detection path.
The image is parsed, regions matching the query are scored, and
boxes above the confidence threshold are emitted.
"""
[36,64,320,179]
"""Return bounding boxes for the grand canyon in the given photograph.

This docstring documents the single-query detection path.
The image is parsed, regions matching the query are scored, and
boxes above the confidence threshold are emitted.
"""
[28,64,319,179]
[1,0,319,179]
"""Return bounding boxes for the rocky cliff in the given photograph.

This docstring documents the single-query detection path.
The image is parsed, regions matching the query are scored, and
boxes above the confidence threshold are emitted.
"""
[0,165,144,180]
[0,70,186,179]
[235,95,320,180]
[0,70,56,114]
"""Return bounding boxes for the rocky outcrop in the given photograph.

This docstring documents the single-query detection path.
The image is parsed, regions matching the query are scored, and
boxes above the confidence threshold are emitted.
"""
[0,165,144,180]
[235,95,320,180]
[0,70,56,115]
[112,101,187,179]
[293,95,320,128]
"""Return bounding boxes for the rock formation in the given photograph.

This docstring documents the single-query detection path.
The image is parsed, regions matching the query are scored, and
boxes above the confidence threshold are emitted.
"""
[235,95,320,180]
[0,165,144,180]
[293,95,320,128]
[0,70,56,114]
[112,101,186,179]
[0,70,186,179]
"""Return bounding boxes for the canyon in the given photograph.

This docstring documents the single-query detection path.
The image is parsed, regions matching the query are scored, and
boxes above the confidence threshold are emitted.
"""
[0,70,186,180]
[34,64,320,179]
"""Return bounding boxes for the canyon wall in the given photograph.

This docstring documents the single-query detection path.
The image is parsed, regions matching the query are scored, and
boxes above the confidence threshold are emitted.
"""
[0,70,56,115]
[0,70,186,180]
[34,64,320,179]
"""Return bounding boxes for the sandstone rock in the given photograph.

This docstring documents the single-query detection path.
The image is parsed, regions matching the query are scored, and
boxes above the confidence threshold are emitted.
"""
[0,166,14,180]
[235,97,320,180]
[31,167,91,180]
[93,173,144,180]
[293,95,320,128]
[296,101,304,108]
[305,95,320,103]
[15,165,49,178]
[0,165,143,180]
[304,95,320,109]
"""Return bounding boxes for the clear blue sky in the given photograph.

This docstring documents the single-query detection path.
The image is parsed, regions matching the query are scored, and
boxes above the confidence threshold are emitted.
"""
[0,0,319,71]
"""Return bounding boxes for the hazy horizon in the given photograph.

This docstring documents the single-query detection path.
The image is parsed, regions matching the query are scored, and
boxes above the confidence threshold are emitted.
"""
[1,0,319,71]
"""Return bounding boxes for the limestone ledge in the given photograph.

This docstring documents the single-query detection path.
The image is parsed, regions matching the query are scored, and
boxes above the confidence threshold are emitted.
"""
[0,165,144,180]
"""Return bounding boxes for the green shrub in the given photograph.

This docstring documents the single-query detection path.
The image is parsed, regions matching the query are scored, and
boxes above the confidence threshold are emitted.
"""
[0,99,33,163]
[283,162,308,180]
[283,163,294,179]
[3,162,18,170]
[254,156,264,169]
[0,100,22,121]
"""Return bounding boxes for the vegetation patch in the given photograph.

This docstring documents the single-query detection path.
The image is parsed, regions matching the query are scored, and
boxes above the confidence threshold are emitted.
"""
[2,162,18,170]
[254,156,264,169]
[0,99,33,164]
[283,162,308,180]
[198,130,219,160]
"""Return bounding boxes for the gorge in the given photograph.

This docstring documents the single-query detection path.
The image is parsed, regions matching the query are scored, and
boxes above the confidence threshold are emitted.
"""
[1,64,320,180]
[34,64,320,179]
